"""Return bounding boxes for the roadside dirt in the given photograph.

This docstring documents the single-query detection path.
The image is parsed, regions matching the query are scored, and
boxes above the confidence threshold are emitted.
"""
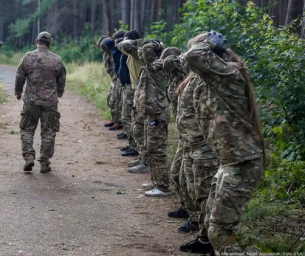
[0,64,195,256]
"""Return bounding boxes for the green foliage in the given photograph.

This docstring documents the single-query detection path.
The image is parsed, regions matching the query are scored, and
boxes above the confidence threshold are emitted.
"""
[260,159,305,205]
[0,82,6,104]
[10,0,55,37]
[52,36,102,64]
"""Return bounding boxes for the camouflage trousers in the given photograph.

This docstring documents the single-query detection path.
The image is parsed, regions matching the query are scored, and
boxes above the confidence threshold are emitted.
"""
[132,112,148,164]
[170,140,188,210]
[181,145,219,223]
[203,158,264,253]
[19,103,60,165]
[109,78,122,125]
[122,85,136,149]
[144,115,169,191]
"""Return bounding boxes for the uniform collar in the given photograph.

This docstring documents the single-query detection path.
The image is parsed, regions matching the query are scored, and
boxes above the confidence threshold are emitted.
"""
[37,45,49,50]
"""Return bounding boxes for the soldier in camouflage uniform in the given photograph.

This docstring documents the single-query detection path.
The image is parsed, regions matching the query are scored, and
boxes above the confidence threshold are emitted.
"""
[160,48,190,218]
[175,72,219,237]
[118,31,149,168]
[15,32,66,173]
[181,32,265,254]
[97,36,121,128]
[139,40,170,197]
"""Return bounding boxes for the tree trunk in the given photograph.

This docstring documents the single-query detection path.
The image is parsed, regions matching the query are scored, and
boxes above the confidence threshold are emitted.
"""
[141,0,146,32]
[122,0,131,28]
[102,0,112,36]
[301,0,305,38]
[151,0,158,24]
[91,0,96,35]
[73,1,78,40]
[130,0,135,29]
[134,0,142,34]
[285,0,304,34]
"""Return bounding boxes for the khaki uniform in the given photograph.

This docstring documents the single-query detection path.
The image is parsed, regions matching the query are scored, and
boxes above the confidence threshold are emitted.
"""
[185,39,264,253]
[141,42,170,191]
[15,45,66,164]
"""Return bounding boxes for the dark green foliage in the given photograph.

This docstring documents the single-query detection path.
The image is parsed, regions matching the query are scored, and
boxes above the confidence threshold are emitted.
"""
[52,36,102,63]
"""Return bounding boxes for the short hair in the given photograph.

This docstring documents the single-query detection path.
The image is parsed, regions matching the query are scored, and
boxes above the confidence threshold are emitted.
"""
[124,30,141,40]
[112,30,126,40]
[160,47,182,60]
[38,40,51,47]
[97,36,108,47]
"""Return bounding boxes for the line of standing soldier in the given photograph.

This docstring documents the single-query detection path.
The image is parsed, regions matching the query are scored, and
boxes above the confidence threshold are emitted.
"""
[98,30,265,254]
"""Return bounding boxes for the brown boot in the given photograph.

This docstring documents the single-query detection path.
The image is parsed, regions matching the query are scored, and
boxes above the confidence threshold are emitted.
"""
[40,163,51,173]
[23,159,34,172]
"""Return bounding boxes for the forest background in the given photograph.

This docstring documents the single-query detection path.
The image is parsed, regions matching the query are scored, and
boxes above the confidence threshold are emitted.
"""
[0,0,305,252]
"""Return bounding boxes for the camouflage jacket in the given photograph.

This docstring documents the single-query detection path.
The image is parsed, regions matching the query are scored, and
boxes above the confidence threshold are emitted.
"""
[15,45,66,107]
[185,39,263,165]
[163,54,188,120]
[118,39,144,89]
[141,42,169,121]
[103,50,116,80]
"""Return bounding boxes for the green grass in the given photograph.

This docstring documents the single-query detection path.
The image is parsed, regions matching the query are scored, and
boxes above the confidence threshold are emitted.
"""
[66,62,112,120]
[0,80,7,104]
[0,52,24,66]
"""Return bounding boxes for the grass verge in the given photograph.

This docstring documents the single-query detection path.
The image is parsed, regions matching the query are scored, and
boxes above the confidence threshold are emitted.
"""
[0,81,7,104]
[0,52,24,66]
[66,62,112,121]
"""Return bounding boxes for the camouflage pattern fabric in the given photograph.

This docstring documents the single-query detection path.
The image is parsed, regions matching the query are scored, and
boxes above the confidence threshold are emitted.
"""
[185,40,264,252]
[144,116,169,191]
[102,47,122,125]
[103,50,116,80]
[141,43,168,117]
[122,84,136,149]
[141,41,170,191]
[163,54,188,120]
[15,45,65,164]
[15,45,66,107]
[170,140,184,203]
[204,158,264,252]
[19,103,60,164]
[176,72,219,227]
[108,78,122,125]
[185,39,263,165]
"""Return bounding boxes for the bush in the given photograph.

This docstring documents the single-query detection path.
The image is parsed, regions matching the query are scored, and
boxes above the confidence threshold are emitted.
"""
[52,36,102,64]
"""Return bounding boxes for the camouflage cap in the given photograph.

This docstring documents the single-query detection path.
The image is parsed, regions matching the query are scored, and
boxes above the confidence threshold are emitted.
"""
[37,31,52,43]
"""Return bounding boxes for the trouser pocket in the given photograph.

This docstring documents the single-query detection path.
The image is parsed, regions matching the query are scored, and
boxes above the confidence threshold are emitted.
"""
[19,111,32,130]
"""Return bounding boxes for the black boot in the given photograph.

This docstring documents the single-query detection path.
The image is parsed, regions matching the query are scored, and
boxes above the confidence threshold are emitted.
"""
[104,121,114,127]
[168,208,189,219]
[178,221,199,233]
[23,159,34,172]
[180,237,214,254]
[121,149,139,157]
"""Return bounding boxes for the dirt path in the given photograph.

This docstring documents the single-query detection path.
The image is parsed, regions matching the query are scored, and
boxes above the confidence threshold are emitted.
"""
[0,64,193,256]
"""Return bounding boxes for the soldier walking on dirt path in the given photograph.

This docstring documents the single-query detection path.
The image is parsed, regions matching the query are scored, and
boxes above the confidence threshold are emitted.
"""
[15,31,66,173]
